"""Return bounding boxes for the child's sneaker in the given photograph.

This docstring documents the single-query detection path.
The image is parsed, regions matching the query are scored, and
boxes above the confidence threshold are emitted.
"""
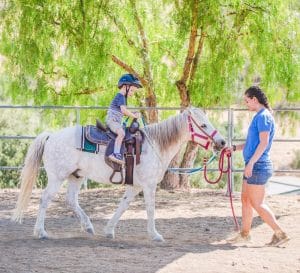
[108,153,125,165]
[227,232,251,244]
[266,232,290,247]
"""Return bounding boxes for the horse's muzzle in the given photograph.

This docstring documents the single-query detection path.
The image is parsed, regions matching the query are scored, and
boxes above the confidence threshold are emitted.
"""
[213,140,226,151]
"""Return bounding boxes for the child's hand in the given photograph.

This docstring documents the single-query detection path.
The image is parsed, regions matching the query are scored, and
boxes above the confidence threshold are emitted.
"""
[133,112,141,119]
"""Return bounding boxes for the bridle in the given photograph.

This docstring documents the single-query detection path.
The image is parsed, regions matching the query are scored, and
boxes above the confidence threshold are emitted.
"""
[171,114,239,231]
[187,115,218,150]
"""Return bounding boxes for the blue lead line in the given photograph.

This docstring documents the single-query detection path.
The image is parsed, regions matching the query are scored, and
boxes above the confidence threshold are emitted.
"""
[168,154,218,175]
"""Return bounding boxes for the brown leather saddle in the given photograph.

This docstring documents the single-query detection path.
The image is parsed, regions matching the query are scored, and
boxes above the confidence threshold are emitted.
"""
[84,119,144,185]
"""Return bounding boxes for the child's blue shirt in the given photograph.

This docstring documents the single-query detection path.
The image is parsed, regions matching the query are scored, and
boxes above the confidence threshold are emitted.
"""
[107,92,126,123]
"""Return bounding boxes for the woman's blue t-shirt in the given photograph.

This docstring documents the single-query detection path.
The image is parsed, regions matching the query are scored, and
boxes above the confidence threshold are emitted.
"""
[243,108,275,164]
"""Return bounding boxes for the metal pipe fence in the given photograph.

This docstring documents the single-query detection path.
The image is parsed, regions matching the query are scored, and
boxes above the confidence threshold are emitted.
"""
[1,105,299,187]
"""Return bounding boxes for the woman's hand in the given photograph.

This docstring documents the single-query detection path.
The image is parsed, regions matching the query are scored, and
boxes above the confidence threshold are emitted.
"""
[224,147,233,155]
[244,162,254,178]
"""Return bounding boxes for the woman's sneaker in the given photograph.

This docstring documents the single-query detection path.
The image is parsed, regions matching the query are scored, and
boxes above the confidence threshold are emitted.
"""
[227,232,251,244]
[266,232,290,247]
[108,153,125,165]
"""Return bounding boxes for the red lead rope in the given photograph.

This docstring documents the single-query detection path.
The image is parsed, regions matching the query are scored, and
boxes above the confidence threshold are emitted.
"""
[203,149,240,231]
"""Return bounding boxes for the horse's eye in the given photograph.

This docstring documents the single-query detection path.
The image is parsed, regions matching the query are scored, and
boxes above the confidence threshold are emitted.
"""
[201,124,207,129]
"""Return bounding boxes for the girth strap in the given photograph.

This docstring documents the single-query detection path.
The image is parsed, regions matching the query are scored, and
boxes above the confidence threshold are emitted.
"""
[125,142,134,185]
[135,131,142,165]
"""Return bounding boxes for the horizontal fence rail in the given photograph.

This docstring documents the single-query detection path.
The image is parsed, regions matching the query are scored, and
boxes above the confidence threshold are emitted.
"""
[1,105,300,178]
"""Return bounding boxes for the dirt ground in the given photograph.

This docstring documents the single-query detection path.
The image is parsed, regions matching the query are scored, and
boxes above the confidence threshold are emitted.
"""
[0,188,299,273]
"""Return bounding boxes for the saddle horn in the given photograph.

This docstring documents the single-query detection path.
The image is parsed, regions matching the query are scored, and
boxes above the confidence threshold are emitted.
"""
[96,119,107,132]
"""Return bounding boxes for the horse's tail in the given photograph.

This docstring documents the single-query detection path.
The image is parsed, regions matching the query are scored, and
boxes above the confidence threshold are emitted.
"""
[12,132,51,223]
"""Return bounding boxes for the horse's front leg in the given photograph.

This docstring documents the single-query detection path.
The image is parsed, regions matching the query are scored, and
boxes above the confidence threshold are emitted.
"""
[104,185,141,239]
[143,185,164,242]
[66,177,94,235]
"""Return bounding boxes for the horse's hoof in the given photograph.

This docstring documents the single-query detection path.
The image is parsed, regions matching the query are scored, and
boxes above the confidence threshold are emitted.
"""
[86,227,95,235]
[152,234,164,242]
[105,233,114,239]
[38,232,49,240]
[104,226,115,239]
[34,229,49,240]
[104,230,115,239]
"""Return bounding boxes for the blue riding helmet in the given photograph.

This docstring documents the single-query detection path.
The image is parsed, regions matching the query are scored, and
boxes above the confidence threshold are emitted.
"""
[118,74,142,89]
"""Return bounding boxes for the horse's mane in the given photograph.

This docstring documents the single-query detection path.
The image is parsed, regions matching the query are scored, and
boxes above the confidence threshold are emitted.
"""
[143,111,188,151]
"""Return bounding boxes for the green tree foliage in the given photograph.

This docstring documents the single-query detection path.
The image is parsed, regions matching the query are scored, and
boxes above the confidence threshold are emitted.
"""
[0,1,299,108]
[1,1,114,107]
[0,0,181,122]
[163,0,300,106]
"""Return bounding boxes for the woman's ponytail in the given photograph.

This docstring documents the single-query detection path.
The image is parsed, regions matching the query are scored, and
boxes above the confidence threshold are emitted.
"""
[245,86,272,112]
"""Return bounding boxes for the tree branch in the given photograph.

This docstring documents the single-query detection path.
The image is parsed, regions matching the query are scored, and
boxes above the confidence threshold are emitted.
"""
[175,0,199,108]
[233,9,250,34]
[74,87,104,95]
[111,55,147,86]
[174,0,180,11]
[189,29,206,82]
[129,0,153,88]
[92,5,101,39]
[80,0,86,26]
[103,6,141,57]
[130,0,148,52]
[180,0,199,83]
[129,0,157,122]
[244,3,268,13]
[80,0,86,31]
[39,68,69,79]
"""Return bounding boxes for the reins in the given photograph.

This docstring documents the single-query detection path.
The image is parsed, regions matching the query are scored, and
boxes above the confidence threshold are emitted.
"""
[168,153,217,174]
[203,148,240,231]
[169,148,240,231]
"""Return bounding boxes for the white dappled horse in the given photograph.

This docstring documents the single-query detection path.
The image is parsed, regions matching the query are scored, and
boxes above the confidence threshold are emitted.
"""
[13,107,226,241]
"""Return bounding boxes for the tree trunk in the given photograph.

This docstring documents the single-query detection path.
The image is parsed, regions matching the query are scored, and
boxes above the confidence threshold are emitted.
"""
[160,151,182,190]
[161,0,200,190]
[179,142,199,188]
[162,5,208,190]
[145,89,158,123]
[110,1,159,124]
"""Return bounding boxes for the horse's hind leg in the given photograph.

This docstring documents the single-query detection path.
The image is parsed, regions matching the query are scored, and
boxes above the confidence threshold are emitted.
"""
[34,173,62,239]
[104,185,141,239]
[66,177,94,235]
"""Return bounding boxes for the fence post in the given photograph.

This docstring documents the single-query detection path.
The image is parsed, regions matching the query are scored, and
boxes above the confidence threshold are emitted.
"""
[226,108,234,196]
[76,108,80,125]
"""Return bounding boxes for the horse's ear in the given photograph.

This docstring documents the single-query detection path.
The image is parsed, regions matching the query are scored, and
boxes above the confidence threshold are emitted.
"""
[183,107,192,115]
[188,106,198,116]
[187,106,195,114]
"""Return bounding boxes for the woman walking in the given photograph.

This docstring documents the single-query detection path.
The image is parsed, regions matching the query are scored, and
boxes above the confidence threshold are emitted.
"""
[228,86,289,246]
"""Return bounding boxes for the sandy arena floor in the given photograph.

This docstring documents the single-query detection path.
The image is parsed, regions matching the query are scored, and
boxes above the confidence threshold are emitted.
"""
[0,188,299,273]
